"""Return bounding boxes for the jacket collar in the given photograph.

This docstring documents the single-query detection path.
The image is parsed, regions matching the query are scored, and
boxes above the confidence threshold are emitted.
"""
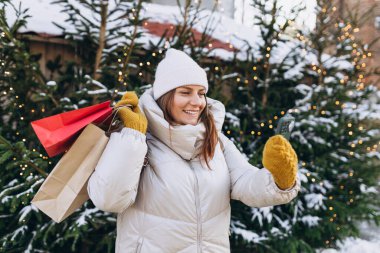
[139,88,225,160]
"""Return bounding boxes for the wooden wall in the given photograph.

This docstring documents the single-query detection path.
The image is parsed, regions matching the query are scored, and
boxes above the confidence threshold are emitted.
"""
[19,34,80,80]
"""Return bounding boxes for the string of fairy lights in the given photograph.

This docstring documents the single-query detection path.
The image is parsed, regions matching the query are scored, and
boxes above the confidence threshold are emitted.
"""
[1,2,379,243]
[1,29,52,178]
[295,11,372,91]
[2,87,53,178]
[0,32,9,77]
[294,4,379,245]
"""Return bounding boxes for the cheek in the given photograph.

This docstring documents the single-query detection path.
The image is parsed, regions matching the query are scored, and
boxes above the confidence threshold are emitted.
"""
[173,97,187,110]
[200,100,207,110]
[171,99,184,116]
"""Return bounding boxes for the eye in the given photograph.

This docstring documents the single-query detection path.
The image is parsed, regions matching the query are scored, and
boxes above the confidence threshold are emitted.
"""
[199,93,206,97]
[180,91,190,95]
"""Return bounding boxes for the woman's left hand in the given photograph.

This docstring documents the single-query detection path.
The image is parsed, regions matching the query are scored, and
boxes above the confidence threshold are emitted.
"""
[115,92,148,134]
[262,135,298,190]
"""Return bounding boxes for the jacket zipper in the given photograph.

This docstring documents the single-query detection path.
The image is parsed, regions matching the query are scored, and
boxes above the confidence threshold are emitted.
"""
[189,161,202,253]
[135,237,143,253]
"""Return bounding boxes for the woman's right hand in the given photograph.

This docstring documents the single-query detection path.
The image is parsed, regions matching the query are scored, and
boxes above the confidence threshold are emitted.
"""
[115,92,148,134]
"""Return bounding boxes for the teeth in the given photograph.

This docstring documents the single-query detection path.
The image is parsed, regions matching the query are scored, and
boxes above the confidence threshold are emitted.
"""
[184,110,198,115]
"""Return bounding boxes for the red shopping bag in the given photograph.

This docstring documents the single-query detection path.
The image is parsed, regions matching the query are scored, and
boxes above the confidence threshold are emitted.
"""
[31,101,112,157]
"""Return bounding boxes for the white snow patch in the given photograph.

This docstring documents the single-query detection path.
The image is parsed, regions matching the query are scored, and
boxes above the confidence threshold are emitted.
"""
[46,81,57,86]
[233,227,268,243]
[304,193,326,210]
[301,215,321,227]
[321,237,380,253]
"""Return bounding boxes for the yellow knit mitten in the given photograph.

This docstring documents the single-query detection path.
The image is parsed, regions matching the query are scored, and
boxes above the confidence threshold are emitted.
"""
[115,92,148,134]
[262,135,298,190]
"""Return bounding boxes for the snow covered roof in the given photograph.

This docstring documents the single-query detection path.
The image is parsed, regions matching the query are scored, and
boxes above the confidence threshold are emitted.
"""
[6,0,350,74]
[6,0,65,36]
[141,20,237,53]
[140,2,262,60]
[7,0,263,61]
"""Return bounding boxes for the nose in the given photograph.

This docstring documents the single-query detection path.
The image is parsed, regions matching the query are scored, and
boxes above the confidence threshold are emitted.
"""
[189,94,203,106]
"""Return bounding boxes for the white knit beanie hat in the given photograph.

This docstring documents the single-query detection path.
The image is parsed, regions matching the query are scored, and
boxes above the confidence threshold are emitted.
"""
[153,48,209,100]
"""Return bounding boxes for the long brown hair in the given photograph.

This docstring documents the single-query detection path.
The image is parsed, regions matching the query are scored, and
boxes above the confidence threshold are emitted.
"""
[156,89,218,169]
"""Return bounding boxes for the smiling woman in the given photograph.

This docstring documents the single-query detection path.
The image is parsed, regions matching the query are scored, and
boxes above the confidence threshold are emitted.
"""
[156,83,218,170]
[163,85,207,126]
[87,48,300,253]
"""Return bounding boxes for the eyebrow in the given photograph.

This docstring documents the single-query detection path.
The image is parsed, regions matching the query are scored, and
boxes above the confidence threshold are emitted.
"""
[178,87,206,92]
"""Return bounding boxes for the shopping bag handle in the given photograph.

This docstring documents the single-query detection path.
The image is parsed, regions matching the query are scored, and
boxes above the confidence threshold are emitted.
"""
[98,105,133,137]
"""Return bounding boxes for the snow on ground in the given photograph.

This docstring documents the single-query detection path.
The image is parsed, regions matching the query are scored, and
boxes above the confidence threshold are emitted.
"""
[320,237,380,253]
[320,220,380,253]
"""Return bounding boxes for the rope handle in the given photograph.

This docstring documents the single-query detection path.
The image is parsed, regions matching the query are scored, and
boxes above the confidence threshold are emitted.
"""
[97,104,133,136]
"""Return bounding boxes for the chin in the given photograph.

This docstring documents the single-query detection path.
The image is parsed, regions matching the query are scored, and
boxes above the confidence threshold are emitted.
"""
[180,120,198,126]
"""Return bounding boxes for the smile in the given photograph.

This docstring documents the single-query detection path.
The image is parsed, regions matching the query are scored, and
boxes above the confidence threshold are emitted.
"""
[183,110,199,115]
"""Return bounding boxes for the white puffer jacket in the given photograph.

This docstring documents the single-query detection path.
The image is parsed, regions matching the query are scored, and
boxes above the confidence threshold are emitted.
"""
[88,88,300,253]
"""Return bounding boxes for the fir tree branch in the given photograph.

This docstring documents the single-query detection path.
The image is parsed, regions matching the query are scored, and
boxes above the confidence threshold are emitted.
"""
[0,135,12,148]
[26,161,47,177]
[0,135,47,177]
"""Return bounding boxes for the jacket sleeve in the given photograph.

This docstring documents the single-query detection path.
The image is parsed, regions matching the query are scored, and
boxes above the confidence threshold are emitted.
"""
[220,133,300,207]
[87,127,148,213]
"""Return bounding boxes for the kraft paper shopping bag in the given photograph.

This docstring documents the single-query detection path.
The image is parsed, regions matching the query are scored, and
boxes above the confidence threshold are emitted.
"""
[31,124,109,223]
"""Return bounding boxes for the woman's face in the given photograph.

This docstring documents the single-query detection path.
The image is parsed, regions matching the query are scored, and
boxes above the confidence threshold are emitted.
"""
[171,85,207,126]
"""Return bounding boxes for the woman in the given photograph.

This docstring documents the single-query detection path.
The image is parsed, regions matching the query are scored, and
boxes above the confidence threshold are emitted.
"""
[88,48,300,253]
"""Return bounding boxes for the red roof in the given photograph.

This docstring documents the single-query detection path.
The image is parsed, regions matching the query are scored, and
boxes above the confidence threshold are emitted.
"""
[143,21,238,52]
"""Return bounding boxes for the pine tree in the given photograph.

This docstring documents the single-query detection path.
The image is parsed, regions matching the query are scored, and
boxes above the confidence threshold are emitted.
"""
[220,1,311,250]
[288,0,380,250]
[0,2,63,251]
[0,1,146,251]
[224,0,380,252]
[53,0,148,90]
